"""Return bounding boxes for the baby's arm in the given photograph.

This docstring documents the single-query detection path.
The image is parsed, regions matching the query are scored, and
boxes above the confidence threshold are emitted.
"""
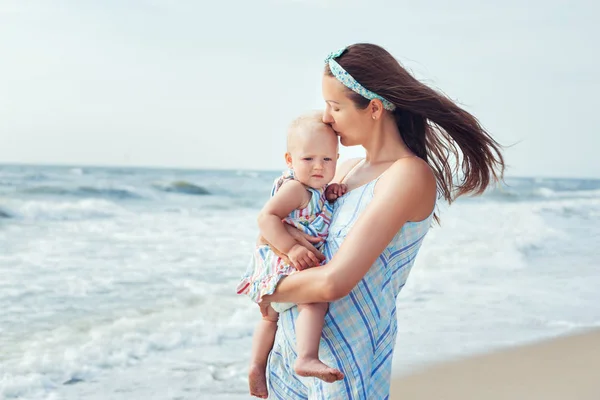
[324,183,348,202]
[258,180,320,270]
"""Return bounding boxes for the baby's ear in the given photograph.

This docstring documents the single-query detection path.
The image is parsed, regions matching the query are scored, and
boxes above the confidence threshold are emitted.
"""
[284,152,293,167]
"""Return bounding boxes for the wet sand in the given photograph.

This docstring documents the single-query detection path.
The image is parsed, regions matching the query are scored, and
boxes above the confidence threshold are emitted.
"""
[391,328,600,400]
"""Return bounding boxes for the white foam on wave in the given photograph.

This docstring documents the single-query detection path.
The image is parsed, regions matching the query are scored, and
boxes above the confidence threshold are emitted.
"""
[1,206,259,399]
[532,187,556,197]
[417,200,563,276]
[0,293,255,399]
[484,183,600,202]
[69,168,84,176]
[533,187,600,199]
[531,196,600,219]
[8,199,130,221]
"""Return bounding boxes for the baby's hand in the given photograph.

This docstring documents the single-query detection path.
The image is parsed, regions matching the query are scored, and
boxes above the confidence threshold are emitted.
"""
[287,244,321,271]
[325,183,348,202]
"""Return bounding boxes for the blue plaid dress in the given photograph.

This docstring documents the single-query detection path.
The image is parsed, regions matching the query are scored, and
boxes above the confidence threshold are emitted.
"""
[267,176,432,399]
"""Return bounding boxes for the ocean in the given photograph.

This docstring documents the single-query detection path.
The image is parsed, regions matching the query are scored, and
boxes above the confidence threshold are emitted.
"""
[1,164,599,399]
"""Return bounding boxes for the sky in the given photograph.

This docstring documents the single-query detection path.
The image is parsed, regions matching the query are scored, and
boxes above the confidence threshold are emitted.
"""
[0,0,598,178]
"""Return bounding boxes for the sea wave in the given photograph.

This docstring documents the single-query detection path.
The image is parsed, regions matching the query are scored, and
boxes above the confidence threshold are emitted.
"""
[19,185,144,200]
[153,181,210,195]
[0,296,253,400]
[9,199,129,221]
[485,186,600,201]
[0,206,13,218]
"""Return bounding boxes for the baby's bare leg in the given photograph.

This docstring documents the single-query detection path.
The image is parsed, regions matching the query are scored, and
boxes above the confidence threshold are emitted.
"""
[248,304,278,399]
[294,302,344,382]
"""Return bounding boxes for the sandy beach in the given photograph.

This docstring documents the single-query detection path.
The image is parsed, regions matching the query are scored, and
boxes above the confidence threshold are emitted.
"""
[391,328,600,400]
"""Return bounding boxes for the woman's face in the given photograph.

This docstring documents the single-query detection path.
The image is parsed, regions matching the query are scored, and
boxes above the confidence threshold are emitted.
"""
[321,75,372,147]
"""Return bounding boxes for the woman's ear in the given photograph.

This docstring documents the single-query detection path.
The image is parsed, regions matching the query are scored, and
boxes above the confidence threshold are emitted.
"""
[370,99,384,120]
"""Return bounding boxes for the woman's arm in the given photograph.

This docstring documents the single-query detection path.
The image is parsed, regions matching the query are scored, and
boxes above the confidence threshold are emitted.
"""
[262,158,436,304]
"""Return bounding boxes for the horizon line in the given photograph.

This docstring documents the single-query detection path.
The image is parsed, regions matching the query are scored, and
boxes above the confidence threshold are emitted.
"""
[0,161,598,181]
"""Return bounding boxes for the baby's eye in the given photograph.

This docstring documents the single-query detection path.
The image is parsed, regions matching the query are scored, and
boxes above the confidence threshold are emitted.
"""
[303,157,313,161]
[324,158,333,161]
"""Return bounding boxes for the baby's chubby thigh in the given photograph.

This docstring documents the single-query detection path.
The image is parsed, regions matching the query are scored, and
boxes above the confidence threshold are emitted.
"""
[260,303,280,322]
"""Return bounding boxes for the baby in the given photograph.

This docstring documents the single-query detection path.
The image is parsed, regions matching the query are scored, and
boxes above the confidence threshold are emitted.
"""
[236,111,346,398]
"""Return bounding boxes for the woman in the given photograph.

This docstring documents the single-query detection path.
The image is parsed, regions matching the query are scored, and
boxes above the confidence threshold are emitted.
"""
[261,43,504,399]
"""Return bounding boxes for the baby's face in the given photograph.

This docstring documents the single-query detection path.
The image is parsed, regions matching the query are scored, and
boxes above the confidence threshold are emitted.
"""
[287,125,338,189]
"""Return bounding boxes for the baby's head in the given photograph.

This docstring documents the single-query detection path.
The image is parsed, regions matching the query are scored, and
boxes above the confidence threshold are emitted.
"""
[285,110,339,189]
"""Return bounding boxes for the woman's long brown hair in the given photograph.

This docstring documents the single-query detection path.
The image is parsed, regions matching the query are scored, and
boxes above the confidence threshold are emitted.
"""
[326,44,505,218]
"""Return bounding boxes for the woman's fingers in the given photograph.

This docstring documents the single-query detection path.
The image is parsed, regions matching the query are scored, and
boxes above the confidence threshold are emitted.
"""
[298,236,318,253]
[284,224,303,238]
[307,251,321,267]
[305,254,315,268]
[297,258,309,271]
[303,233,323,244]
[302,240,325,262]
[259,303,270,317]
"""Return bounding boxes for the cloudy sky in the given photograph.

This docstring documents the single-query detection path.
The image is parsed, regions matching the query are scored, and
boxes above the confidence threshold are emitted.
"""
[1,0,598,178]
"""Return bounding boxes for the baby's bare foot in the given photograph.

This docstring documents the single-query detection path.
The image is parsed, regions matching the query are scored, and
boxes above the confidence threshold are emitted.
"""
[248,364,268,399]
[294,357,345,383]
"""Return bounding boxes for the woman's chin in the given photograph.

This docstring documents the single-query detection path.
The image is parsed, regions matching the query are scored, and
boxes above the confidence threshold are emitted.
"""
[339,137,358,147]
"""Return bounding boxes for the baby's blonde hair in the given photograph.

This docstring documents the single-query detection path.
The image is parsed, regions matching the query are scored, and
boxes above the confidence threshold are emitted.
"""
[287,110,330,152]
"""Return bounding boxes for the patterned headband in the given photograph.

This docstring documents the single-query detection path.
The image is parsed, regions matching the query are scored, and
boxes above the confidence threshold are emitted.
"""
[324,47,396,111]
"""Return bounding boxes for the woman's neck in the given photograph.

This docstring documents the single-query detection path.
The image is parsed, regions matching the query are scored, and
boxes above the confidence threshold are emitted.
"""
[363,114,413,164]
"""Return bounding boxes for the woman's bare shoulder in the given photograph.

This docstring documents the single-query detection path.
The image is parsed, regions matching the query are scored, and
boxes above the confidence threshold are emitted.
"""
[332,157,363,183]
[375,157,436,221]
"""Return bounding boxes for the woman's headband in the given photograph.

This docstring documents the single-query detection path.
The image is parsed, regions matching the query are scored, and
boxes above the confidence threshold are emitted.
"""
[324,48,396,111]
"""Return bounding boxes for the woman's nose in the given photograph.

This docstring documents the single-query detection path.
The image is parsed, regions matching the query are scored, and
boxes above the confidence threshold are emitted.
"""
[322,111,333,124]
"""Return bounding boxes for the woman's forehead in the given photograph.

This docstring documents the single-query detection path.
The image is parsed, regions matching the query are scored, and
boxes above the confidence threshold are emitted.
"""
[322,75,346,96]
